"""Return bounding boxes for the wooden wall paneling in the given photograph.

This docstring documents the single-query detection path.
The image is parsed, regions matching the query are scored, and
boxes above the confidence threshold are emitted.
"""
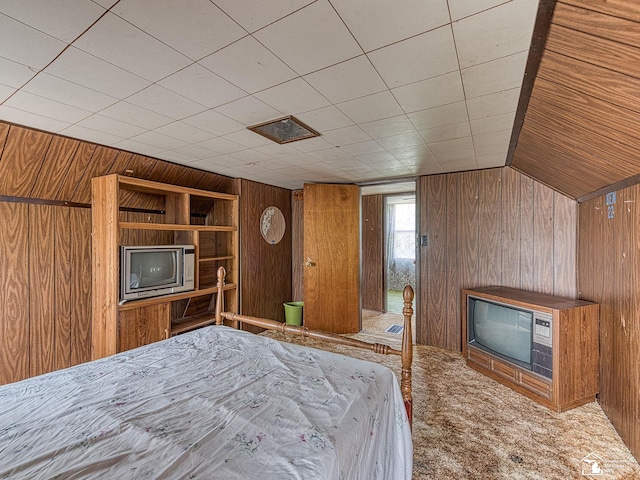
[520,175,535,291]
[28,204,56,377]
[291,190,304,302]
[501,167,522,288]
[29,136,81,200]
[0,126,52,197]
[533,182,554,294]
[457,171,479,289]
[478,169,502,286]
[54,206,72,370]
[70,146,119,204]
[70,207,92,366]
[425,175,447,348]
[445,174,460,351]
[552,192,577,298]
[416,177,428,345]
[361,194,384,311]
[0,202,29,385]
[55,142,97,202]
[0,122,10,155]
[561,0,640,23]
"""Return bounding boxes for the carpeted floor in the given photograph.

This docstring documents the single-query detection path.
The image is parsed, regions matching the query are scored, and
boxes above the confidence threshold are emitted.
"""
[262,310,640,479]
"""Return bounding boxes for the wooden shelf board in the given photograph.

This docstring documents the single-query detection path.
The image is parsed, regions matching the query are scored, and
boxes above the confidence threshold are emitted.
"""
[171,312,217,335]
[199,255,234,263]
[118,175,238,201]
[120,222,237,232]
[119,283,237,311]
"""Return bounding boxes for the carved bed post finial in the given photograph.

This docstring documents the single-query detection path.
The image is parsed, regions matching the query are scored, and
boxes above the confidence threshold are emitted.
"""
[402,285,414,428]
[215,267,226,325]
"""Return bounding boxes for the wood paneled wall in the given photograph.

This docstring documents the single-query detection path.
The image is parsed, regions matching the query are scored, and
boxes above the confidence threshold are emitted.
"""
[239,179,292,330]
[579,184,640,461]
[362,194,384,311]
[418,167,578,350]
[291,190,304,302]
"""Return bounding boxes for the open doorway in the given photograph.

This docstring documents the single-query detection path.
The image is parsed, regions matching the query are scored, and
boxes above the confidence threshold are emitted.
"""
[385,195,416,313]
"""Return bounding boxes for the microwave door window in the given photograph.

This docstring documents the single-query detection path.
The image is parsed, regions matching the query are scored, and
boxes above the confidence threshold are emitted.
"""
[131,251,177,289]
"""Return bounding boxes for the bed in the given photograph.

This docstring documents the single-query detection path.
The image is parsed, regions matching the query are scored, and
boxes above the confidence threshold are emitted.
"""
[0,268,414,479]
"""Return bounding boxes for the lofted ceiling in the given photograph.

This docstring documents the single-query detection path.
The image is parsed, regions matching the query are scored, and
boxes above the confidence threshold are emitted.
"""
[0,0,540,191]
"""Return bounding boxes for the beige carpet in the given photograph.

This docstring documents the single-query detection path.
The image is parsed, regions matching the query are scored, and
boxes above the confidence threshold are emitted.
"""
[261,310,640,479]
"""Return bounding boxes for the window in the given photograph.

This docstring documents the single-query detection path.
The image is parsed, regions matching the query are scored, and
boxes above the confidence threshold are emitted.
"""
[392,203,415,260]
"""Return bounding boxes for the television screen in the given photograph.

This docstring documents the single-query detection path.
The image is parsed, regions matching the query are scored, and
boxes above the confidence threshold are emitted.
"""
[469,298,532,365]
[128,250,177,289]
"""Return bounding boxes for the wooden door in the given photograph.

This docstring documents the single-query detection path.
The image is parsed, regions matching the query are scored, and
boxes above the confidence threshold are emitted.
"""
[303,183,360,333]
[117,303,170,352]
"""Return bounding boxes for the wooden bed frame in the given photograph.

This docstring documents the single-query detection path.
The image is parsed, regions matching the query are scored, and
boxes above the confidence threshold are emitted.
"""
[214,266,414,427]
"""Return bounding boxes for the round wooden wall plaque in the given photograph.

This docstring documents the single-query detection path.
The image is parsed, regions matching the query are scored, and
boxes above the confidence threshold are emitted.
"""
[260,206,285,245]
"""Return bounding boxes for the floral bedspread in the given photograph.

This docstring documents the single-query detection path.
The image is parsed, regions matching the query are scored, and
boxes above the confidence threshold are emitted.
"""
[0,326,412,479]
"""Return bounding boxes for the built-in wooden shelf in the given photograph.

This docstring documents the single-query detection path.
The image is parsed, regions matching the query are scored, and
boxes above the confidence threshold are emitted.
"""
[171,311,218,335]
[118,283,237,311]
[120,222,237,232]
[199,255,235,263]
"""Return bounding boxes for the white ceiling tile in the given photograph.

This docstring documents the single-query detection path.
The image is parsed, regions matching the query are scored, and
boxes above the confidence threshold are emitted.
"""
[0,105,71,132]
[159,64,246,109]
[357,151,396,165]
[390,144,435,163]
[215,0,314,33]
[154,121,213,144]
[476,153,507,169]
[254,78,330,115]
[230,149,272,163]
[368,26,458,88]
[45,46,151,99]
[214,96,283,125]
[393,71,464,113]
[99,101,173,130]
[126,85,207,119]
[331,0,450,52]
[155,151,198,165]
[130,131,189,151]
[408,101,469,131]
[76,114,146,138]
[448,0,510,21]
[222,128,272,148]
[467,88,521,120]
[182,109,244,136]
[252,143,300,158]
[59,124,124,146]
[111,138,165,156]
[200,36,297,94]
[23,73,117,111]
[339,140,384,156]
[254,1,363,76]
[288,136,335,153]
[453,0,537,69]
[197,136,245,155]
[337,91,404,124]
[304,55,386,104]
[0,13,66,69]
[473,129,512,148]
[1,0,105,43]
[0,84,15,102]
[462,51,528,99]
[0,57,37,88]
[377,132,425,151]
[470,112,516,136]
[306,147,353,162]
[5,91,91,123]
[359,115,416,139]
[114,0,246,60]
[321,125,371,146]
[170,144,220,160]
[428,136,474,155]
[437,151,477,172]
[92,0,119,8]
[73,13,191,82]
[295,105,353,133]
[419,121,472,143]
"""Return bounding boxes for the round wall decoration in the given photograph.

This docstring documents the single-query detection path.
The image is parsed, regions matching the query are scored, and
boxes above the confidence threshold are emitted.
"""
[260,206,285,245]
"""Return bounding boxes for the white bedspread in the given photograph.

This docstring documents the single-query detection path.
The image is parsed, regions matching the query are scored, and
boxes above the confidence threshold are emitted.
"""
[0,326,412,479]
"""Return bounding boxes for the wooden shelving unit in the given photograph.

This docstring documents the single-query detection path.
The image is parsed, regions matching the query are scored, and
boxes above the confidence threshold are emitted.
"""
[91,174,238,360]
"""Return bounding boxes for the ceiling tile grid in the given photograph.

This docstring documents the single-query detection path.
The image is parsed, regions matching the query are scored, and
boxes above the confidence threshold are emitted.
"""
[0,0,539,190]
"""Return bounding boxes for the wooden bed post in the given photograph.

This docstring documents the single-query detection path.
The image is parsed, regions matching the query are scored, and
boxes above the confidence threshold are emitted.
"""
[215,266,225,325]
[401,285,414,429]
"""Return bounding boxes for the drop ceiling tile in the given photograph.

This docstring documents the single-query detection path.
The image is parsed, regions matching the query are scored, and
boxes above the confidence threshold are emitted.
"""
[159,64,246,109]
[304,55,386,104]
[222,128,272,148]
[254,78,330,115]
[390,144,435,162]
[99,101,173,130]
[448,0,509,21]
[288,136,335,153]
[368,26,458,88]
[182,109,244,136]
[252,143,300,158]
[436,149,477,171]
[414,162,444,176]
[359,115,416,139]
[321,125,371,146]
[93,0,119,8]
[155,151,198,165]
[473,129,512,148]
[0,57,38,88]
[112,138,165,156]
[1,0,105,43]
[453,0,537,69]
[306,147,353,162]
[215,0,314,33]
[0,84,15,102]
[170,144,219,160]
[419,121,471,143]
[197,136,245,155]
[45,47,151,99]
[461,51,528,99]
[337,91,404,124]
[0,105,71,132]
[470,111,516,136]
[466,87,521,120]
[73,13,191,82]
[254,1,363,76]
[408,101,469,130]
[200,36,297,94]
[154,121,213,144]
[59,124,124,146]
[0,13,66,69]
[331,0,450,52]
[393,71,464,114]
[23,73,117,111]
[76,114,146,138]
[130,131,189,151]
[113,0,246,60]
[296,106,353,132]
[229,149,272,163]
[127,85,207,120]
[339,140,384,156]
[428,136,473,155]
[377,132,425,151]
[477,153,507,168]
[214,96,283,125]
[357,151,396,165]
[5,91,91,123]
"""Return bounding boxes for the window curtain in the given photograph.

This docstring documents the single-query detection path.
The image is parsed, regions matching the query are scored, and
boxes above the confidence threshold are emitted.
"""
[385,202,416,291]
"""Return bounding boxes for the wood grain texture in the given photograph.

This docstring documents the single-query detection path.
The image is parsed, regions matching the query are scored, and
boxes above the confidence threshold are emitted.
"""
[70,208,92,366]
[55,141,97,202]
[0,202,29,384]
[361,195,384,311]
[117,304,170,352]
[30,135,80,200]
[533,183,554,294]
[71,146,119,204]
[445,175,460,351]
[54,207,72,370]
[291,190,304,302]
[0,126,52,197]
[561,0,640,23]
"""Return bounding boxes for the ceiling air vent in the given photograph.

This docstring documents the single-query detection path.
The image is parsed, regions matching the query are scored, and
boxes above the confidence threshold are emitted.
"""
[247,115,320,144]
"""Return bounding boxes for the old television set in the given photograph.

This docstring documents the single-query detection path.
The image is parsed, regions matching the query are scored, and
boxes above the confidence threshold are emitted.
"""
[120,245,195,302]
[467,295,553,379]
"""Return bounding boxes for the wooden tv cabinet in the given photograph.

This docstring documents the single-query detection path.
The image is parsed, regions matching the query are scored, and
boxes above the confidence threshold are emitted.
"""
[462,287,599,412]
